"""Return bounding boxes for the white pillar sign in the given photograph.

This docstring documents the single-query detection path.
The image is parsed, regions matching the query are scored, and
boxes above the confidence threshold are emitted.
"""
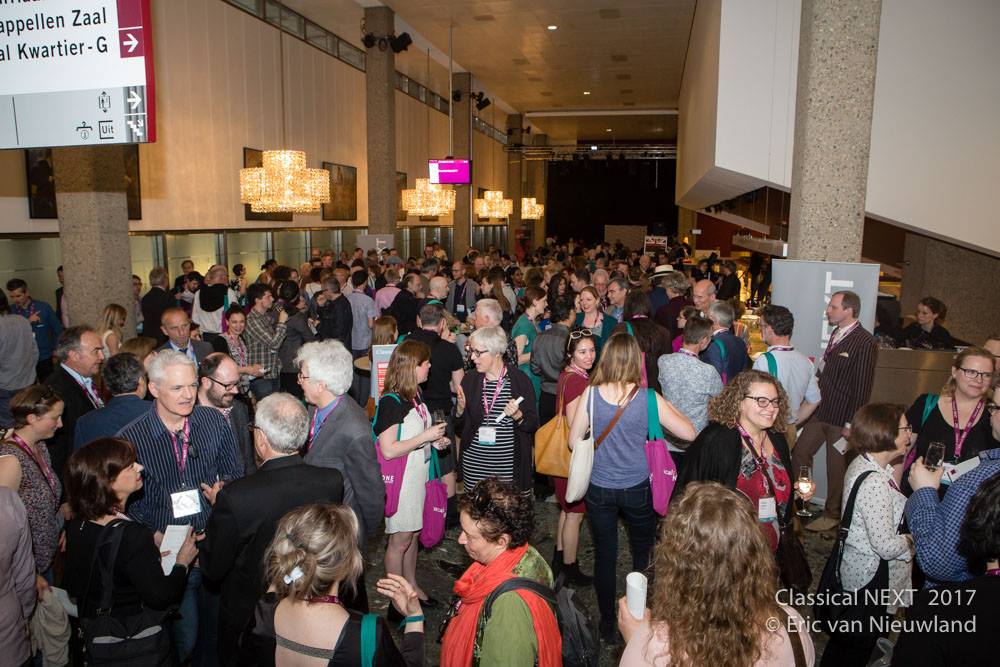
[0,0,155,148]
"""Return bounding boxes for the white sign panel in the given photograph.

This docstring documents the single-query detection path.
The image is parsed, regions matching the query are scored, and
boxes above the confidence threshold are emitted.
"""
[0,0,155,148]
[357,234,395,252]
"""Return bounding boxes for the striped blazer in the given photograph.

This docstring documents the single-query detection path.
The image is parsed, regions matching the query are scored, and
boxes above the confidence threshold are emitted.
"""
[815,324,879,427]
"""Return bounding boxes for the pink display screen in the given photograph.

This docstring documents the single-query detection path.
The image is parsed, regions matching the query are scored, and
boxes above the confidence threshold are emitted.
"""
[428,159,471,184]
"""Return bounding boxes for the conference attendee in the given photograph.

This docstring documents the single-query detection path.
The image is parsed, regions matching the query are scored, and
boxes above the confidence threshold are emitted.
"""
[118,350,243,664]
[652,269,692,341]
[244,283,289,400]
[456,326,539,492]
[795,290,879,532]
[347,270,378,360]
[657,315,724,472]
[297,340,384,546]
[566,333,695,640]
[191,265,240,349]
[174,259,196,292]
[618,482,815,666]
[158,306,214,365]
[142,266,175,346]
[220,306,264,397]
[0,487,35,667]
[574,286,612,352]
[198,393,345,665]
[823,403,914,666]
[0,385,64,586]
[275,280,316,399]
[97,303,128,358]
[530,297,575,424]
[177,270,202,314]
[569,268,590,294]
[386,272,422,336]
[546,273,569,309]
[44,325,105,477]
[752,305,821,447]
[700,301,750,383]
[7,278,61,381]
[440,478,560,667]
[691,257,719,284]
[691,278,717,316]
[984,334,1000,361]
[605,276,628,323]
[716,260,742,301]
[512,286,547,403]
[197,353,255,476]
[73,352,150,449]
[893,471,1000,666]
[446,260,477,323]
[747,252,765,305]
[54,266,64,325]
[62,437,197,666]
[611,289,672,393]
[592,268,610,305]
[647,265,673,315]
[479,268,515,324]
[466,298,518,367]
[119,335,159,368]
[0,290,38,429]
[375,267,402,315]
[905,396,1000,585]
[314,276,354,348]
[900,296,954,350]
[253,504,424,666]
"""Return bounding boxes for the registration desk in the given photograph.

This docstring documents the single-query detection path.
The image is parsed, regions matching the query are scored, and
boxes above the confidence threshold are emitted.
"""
[869,348,957,405]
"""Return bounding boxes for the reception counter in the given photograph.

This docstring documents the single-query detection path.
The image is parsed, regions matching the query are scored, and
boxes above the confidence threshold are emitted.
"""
[869,348,957,405]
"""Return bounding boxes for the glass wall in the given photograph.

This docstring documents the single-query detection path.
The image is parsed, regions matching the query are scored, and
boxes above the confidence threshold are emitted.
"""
[225,231,268,275]
[130,235,158,287]
[310,229,337,256]
[0,236,62,310]
[273,231,308,269]
[472,224,508,254]
[165,233,218,280]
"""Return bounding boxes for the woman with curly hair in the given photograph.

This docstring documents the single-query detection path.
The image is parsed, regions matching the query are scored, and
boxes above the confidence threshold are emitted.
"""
[440,477,561,667]
[677,370,813,552]
[618,482,815,666]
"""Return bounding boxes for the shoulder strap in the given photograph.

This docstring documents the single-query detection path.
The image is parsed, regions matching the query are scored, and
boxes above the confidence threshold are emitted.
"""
[360,613,377,667]
[839,470,876,535]
[921,393,939,427]
[763,351,777,377]
[554,373,568,415]
[713,337,727,360]
[775,605,807,667]
[646,388,664,441]
[595,385,639,448]
[482,577,557,621]
[625,321,634,336]
[81,519,129,617]
[371,393,403,440]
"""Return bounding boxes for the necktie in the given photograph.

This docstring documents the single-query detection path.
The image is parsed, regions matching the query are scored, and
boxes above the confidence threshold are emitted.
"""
[179,348,188,354]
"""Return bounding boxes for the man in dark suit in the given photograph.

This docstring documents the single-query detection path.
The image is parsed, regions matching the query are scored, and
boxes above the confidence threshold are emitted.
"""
[157,306,214,366]
[141,267,176,346]
[198,392,344,665]
[44,326,105,478]
[796,290,878,532]
[73,352,150,450]
[197,352,255,476]
[700,301,749,384]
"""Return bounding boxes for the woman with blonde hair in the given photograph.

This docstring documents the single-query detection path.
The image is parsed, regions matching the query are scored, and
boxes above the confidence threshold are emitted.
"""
[618,482,815,666]
[374,340,449,615]
[256,503,424,666]
[98,303,128,357]
[574,286,612,352]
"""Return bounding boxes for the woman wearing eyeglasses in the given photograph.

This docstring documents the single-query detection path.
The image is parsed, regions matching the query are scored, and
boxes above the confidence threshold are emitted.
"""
[900,346,998,497]
[456,326,539,493]
[678,370,813,554]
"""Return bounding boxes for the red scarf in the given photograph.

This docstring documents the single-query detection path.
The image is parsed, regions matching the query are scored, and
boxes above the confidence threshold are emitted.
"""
[441,543,561,667]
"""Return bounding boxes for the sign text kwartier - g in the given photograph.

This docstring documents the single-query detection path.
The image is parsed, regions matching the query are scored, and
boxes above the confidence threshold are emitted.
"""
[0,0,155,148]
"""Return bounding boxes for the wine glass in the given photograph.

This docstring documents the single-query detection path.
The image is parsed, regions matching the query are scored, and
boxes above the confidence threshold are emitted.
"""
[431,409,449,451]
[796,466,815,517]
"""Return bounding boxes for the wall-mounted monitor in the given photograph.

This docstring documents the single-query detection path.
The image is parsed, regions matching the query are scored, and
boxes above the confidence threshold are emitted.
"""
[429,159,471,184]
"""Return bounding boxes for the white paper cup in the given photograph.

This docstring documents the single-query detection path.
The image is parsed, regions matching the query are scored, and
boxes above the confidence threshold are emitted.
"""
[625,572,647,620]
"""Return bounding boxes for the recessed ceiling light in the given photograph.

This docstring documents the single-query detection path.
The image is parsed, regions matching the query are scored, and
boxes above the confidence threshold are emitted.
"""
[583,91,591,95]
[547,25,558,31]
[590,145,598,151]
[653,127,663,133]
[606,128,612,132]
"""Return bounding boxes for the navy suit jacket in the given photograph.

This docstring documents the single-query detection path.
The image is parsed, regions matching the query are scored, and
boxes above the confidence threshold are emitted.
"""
[73,394,151,450]
[700,329,749,384]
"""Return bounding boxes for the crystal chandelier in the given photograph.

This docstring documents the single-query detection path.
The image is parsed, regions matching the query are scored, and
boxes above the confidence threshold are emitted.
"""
[475,189,513,219]
[240,150,330,213]
[521,197,544,220]
[401,178,457,216]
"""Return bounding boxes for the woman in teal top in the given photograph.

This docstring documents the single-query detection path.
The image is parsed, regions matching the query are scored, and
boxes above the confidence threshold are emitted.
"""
[573,286,613,354]
[512,286,547,404]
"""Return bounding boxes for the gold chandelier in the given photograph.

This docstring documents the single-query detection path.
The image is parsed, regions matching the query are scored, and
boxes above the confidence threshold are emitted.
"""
[521,197,544,220]
[401,178,457,217]
[240,150,330,213]
[475,190,513,219]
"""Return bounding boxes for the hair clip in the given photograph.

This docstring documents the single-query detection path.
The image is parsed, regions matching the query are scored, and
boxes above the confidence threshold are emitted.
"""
[283,566,304,585]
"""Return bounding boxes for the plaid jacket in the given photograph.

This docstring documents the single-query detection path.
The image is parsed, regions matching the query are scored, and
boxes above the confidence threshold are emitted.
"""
[244,309,286,378]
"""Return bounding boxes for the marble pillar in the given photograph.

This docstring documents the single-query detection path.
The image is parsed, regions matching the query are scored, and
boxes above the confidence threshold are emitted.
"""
[364,5,397,236]
[451,72,472,257]
[505,114,523,256]
[52,146,134,337]
[787,0,882,262]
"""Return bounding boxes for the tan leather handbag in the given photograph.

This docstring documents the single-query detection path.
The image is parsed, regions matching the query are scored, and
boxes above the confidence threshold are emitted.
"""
[534,375,572,477]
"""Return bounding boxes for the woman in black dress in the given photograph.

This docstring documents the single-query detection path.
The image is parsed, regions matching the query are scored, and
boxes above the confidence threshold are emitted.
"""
[899,296,954,350]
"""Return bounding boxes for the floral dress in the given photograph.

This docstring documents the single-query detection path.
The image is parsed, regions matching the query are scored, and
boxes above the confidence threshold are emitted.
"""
[735,446,791,552]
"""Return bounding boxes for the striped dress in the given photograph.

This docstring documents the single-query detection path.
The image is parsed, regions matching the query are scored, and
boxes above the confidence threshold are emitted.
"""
[461,378,516,490]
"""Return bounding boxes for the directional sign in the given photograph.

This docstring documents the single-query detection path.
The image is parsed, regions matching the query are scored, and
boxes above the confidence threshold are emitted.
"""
[0,0,155,148]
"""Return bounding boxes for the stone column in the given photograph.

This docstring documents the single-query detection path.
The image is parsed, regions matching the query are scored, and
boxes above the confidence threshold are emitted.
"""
[450,72,473,258]
[52,146,134,337]
[505,114,523,256]
[526,133,548,249]
[787,0,882,262]
[364,5,397,236]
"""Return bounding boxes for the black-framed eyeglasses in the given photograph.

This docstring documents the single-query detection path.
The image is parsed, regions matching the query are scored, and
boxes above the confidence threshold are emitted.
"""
[986,404,1000,417]
[957,367,993,382]
[207,377,240,391]
[898,424,913,433]
[744,395,780,409]
[469,348,490,359]
[568,328,594,340]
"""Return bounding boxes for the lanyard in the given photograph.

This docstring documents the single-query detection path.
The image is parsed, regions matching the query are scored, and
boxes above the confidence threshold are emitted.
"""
[768,346,794,352]
[168,420,191,481]
[568,364,589,380]
[9,433,58,499]
[309,397,342,444]
[985,568,1000,577]
[952,397,984,459]
[227,335,247,366]
[71,374,104,409]
[736,424,772,495]
[455,280,467,304]
[677,348,699,359]
[824,322,858,360]
[863,454,901,492]
[412,396,430,427]
[482,368,508,415]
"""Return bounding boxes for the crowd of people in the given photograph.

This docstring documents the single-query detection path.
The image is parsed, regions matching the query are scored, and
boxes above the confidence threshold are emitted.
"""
[1,236,998,667]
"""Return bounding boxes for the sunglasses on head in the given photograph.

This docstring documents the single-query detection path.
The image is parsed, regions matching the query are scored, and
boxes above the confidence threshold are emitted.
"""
[568,328,594,340]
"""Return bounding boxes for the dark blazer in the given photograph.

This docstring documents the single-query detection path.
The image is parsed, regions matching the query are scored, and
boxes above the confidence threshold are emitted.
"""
[611,316,672,393]
[156,339,214,364]
[815,324,878,428]
[73,394,151,451]
[228,400,256,476]
[677,421,796,525]
[700,329,749,383]
[302,397,383,545]
[44,365,97,480]
[459,364,540,492]
[198,455,344,665]
[653,295,692,340]
[141,287,175,345]
[386,288,420,336]
[716,272,742,301]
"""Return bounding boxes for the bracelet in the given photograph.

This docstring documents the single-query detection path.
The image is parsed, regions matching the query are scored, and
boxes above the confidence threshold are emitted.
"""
[398,614,425,630]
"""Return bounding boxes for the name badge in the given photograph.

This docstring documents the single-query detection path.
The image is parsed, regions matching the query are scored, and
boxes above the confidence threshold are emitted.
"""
[171,488,201,519]
[456,304,466,313]
[478,426,497,445]
[944,457,980,485]
[758,496,778,523]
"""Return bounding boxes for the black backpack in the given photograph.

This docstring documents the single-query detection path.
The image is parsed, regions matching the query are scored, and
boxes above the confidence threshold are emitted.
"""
[482,575,599,667]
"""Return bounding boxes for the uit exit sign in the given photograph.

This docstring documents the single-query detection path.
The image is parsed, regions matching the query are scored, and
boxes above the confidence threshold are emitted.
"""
[0,0,156,148]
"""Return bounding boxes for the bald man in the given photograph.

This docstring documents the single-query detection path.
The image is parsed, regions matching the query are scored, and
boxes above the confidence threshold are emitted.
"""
[692,279,717,316]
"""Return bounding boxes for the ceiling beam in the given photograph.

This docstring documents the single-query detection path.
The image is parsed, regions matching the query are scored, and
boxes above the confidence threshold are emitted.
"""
[525,109,679,118]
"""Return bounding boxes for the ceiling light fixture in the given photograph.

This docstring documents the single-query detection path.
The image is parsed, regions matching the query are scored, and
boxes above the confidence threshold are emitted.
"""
[547,25,558,31]
[606,128,612,132]
[522,197,544,219]
[474,107,512,219]
[402,49,456,217]
[583,91,591,95]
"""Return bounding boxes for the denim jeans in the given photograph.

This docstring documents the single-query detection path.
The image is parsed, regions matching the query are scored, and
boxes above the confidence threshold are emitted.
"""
[173,568,220,666]
[585,479,657,628]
